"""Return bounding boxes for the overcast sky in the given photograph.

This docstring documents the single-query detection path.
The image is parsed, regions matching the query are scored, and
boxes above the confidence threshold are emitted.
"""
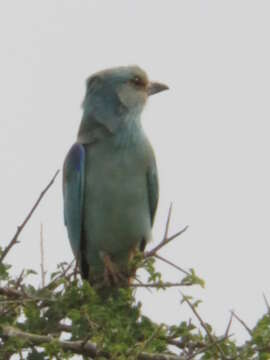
[1,0,270,345]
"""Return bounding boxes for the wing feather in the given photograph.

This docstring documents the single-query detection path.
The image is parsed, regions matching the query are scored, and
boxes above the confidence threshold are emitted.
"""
[146,160,159,226]
[63,143,85,259]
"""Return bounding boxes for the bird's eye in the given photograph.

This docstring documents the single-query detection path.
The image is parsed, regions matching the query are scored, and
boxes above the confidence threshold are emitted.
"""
[130,76,144,87]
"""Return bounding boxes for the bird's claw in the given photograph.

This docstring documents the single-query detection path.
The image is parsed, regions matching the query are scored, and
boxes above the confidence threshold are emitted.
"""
[102,253,127,286]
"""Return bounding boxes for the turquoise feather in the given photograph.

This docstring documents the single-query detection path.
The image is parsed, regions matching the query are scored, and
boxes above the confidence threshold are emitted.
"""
[63,65,168,284]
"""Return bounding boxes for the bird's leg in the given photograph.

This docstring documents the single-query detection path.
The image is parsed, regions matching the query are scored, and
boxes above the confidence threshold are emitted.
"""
[103,255,119,285]
[126,247,139,284]
[100,252,127,286]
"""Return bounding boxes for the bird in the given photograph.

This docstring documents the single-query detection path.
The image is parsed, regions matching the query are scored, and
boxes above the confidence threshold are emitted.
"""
[63,65,168,287]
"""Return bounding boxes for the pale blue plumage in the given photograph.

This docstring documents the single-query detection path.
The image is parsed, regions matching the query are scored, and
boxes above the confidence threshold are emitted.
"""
[63,66,168,285]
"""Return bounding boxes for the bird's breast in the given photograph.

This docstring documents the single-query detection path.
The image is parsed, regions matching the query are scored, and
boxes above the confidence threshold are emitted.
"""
[83,137,153,264]
[85,139,149,204]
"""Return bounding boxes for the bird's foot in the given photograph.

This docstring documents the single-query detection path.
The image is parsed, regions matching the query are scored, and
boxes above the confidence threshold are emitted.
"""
[101,253,127,287]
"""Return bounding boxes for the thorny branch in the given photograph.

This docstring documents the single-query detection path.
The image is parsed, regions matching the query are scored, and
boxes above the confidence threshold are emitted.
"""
[134,205,191,289]
[185,335,231,360]
[44,259,75,291]
[0,287,24,299]
[145,225,189,258]
[1,322,231,360]
[1,325,103,358]
[1,324,189,360]
[0,175,212,360]
[224,312,234,338]
[181,293,227,359]
[0,170,60,263]
[231,311,253,336]
[154,254,190,276]
[145,203,188,258]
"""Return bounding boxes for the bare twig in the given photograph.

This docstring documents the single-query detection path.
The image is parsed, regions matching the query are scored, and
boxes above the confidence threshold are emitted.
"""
[14,270,25,289]
[145,226,188,258]
[181,293,226,359]
[40,223,46,287]
[154,254,190,276]
[144,204,188,258]
[263,293,270,313]
[138,353,185,360]
[0,286,58,308]
[164,226,189,246]
[133,275,152,294]
[186,335,231,360]
[74,256,80,282]
[231,311,252,336]
[167,339,194,349]
[0,170,60,263]
[0,287,25,299]
[1,325,105,358]
[164,203,173,241]
[224,312,234,338]
[138,325,164,354]
[44,259,75,291]
[57,323,72,333]
[131,282,191,289]
[167,335,232,358]
[1,325,185,360]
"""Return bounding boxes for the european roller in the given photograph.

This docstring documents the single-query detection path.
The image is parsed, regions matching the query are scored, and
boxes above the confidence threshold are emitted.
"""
[63,66,168,286]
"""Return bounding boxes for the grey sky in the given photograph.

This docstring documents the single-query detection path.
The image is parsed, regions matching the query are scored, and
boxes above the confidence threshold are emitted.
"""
[1,0,270,344]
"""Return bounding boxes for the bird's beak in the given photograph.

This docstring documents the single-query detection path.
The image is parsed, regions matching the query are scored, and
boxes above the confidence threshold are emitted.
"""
[147,81,169,96]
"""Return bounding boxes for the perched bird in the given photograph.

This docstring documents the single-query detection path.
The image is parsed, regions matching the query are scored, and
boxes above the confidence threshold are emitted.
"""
[63,65,168,286]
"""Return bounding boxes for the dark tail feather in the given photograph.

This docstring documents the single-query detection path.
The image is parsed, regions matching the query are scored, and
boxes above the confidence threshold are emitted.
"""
[80,226,89,280]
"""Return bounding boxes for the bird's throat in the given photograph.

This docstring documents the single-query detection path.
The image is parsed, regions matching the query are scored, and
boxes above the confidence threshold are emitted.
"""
[113,114,143,148]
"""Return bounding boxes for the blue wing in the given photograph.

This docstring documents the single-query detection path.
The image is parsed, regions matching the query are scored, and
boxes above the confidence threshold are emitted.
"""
[63,143,85,260]
[147,160,159,226]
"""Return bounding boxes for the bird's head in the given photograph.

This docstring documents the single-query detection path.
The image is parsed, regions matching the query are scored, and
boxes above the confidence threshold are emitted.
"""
[82,66,168,124]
